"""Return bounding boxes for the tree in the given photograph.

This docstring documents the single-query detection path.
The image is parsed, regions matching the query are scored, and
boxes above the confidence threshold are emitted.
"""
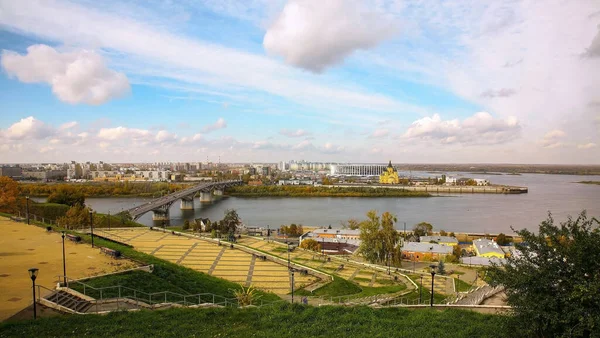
[437,260,446,275]
[413,222,433,237]
[439,230,448,236]
[358,210,400,265]
[488,212,600,337]
[449,232,456,238]
[182,219,190,230]
[299,239,321,252]
[47,188,85,207]
[58,204,92,229]
[322,177,332,185]
[451,244,462,262]
[0,177,18,212]
[221,209,241,234]
[495,233,510,246]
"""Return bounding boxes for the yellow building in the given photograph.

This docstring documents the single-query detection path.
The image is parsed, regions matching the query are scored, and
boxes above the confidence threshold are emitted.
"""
[473,239,505,258]
[379,161,400,184]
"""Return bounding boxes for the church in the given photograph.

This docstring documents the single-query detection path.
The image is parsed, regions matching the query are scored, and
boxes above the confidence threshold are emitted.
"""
[379,161,400,184]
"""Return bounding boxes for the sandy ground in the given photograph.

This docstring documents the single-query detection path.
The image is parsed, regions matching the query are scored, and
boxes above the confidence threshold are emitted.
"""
[0,217,136,321]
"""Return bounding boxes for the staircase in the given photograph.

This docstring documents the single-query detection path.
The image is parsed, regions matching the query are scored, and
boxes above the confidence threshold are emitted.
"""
[46,290,93,313]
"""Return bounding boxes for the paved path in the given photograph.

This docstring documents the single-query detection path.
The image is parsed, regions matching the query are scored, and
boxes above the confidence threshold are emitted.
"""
[208,247,226,275]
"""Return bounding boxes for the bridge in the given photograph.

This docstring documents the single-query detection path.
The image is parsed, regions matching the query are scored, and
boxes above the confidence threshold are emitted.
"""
[125,180,243,222]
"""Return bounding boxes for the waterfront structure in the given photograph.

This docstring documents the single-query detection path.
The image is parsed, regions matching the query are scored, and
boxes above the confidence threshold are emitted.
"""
[419,236,459,246]
[473,239,505,258]
[401,242,453,261]
[330,164,388,176]
[278,179,315,186]
[379,161,400,184]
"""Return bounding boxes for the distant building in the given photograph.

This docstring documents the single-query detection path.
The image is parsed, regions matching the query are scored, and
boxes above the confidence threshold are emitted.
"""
[473,239,505,258]
[23,170,66,181]
[460,256,506,267]
[419,236,459,246]
[379,161,400,184]
[330,164,388,176]
[261,166,271,176]
[401,242,452,261]
[474,178,490,186]
[0,166,22,178]
[300,229,361,255]
[401,242,453,261]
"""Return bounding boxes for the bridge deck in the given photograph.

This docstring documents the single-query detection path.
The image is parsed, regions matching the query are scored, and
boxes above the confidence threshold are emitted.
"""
[126,180,242,219]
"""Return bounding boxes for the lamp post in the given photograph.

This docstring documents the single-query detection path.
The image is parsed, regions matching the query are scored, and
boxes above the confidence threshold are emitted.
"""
[89,210,94,248]
[429,264,436,307]
[287,242,291,269]
[61,231,67,286]
[267,225,270,243]
[419,275,423,304]
[108,211,111,231]
[291,270,295,304]
[28,268,39,319]
[217,230,221,245]
[26,196,30,225]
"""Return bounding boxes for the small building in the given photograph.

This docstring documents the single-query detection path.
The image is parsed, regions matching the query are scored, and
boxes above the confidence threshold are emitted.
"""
[460,256,506,267]
[473,239,505,258]
[401,242,453,261]
[474,178,490,186]
[379,161,400,184]
[420,236,459,246]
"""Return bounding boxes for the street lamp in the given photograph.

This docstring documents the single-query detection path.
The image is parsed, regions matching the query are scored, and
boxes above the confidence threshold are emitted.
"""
[419,275,423,304]
[429,264,437,307]
[287,242,291,269]
[291,270,295,304]
[267,225,270,243]
[89,210,94,248]
[217,230,221,246]
[61,231,67,286]
[108,211,111,231]
[28,268,39,319]
[26,196,30,225]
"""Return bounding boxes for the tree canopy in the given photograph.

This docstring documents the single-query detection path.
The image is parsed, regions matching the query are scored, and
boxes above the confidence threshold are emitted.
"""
[299,238,321,252]
[358,210,401,265]
[488,212,600,337]
[413,222,433,237]
[47,188,85,207]
[0,177,19,212]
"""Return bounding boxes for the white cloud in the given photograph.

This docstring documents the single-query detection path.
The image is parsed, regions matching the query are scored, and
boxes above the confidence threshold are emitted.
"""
[264,0,397,72]
[1,116,55,140]
[539,129,566,149]
[59,121,79,130]
[370,128,389,138]
[280,128,310,137]
[577,142,597,149]
[97,127,151,141]
[202,118,227,133]
[403,112,521,146]
[1,44,130,105]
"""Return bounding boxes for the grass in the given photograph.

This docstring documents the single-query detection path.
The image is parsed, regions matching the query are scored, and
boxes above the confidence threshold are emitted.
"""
[296,277,361,297]
[1,214,279,303]
[455,278,473,292]
[576,181,600,185]
[0,305,510,337]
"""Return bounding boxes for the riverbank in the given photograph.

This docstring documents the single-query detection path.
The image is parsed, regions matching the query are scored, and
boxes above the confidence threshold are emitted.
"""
[329,184,528,194]
[576,181,600,185]
[226,185,431,197]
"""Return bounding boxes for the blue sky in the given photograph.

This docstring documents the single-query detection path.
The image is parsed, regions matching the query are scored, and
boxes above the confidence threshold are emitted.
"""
[0,0,599,163]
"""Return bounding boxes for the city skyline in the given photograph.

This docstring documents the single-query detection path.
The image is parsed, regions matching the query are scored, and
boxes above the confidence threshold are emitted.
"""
[1,0,599,164]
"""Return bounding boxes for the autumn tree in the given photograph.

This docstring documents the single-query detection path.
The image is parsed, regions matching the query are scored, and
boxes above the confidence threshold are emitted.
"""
[341,218,360,230]
[58,204,92,230]
[47,188,85,207]
[299,239,321,252]
[358,210,401,265]
[0,176,19,212]
[413,222,433,237]
[495,233,510,246]
[439,229,448,236]
[488,212,600,337]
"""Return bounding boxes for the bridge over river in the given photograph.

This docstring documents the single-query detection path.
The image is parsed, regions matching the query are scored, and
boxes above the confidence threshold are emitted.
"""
[125,180,242,222]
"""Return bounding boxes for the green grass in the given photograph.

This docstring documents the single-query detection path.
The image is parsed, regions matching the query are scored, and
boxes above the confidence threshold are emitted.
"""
[576,181,600,185]
[296,277,361,297]
[0,305,510,337]
[455,278,473,292]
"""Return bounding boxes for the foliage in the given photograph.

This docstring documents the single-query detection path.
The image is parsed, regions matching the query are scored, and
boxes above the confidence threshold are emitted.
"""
[231,284,259,306]
[299,239,321,252]
[358,210,401,265]
[216,209,241,237]
[280,223,304,237]
[439,230,447,236]
[18,181,189,197]
[57,204,92,229]
[437,261,446,275]
[413,222,433,237]
[226,185,430,198]
[449,245,462,263]
[488,212,600,337]
[495,233,511,246]
[0,176,19,212]
[449,232,455,237]
[0,305,508,337]
[47,188,85,207]
[182,219,190,231]
[341,218,360,230]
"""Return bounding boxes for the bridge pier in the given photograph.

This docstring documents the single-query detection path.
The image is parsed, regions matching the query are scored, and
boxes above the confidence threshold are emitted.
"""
[152,209,170,222]
[199,191,213,203]
[180,196,194,210]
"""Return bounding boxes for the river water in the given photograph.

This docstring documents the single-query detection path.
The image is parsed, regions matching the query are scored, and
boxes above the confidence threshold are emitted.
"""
[75,173,599,234]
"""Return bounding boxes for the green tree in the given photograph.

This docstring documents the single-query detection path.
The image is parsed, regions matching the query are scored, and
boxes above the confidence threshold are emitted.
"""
[221,209,241,234]
[58,204,92,229]
[439,230,448,236]
[449,232,456,237]
[495,233,510,246]
[437,260,446,275]
[341,218,360,230]
[47,188,85,207]
[0,176,19,213]
[413,222,433,237]
[182,219,190,231]
[358,210,400,265]
[488,212,600,337]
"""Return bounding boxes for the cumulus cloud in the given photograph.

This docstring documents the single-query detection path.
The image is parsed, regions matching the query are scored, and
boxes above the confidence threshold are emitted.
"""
[264,0,397,72]
[1,44,130,105]
[403,112,521,145]
[280,128,310,137]
[582,26,600,58]
[480,88,517,98]
[202,118,227,133]
[1,116,55,140]
[59,121,79,130]
[97,127,151,141]
[370,128,389,138]
[539,129,566,149]
[577,142,597,149]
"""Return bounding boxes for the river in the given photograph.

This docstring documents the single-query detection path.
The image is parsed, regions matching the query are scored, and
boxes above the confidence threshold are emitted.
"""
[66,173,600,234]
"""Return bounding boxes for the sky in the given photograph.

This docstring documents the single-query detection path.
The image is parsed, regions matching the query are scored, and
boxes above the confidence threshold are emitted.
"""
[0,0,599,164]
